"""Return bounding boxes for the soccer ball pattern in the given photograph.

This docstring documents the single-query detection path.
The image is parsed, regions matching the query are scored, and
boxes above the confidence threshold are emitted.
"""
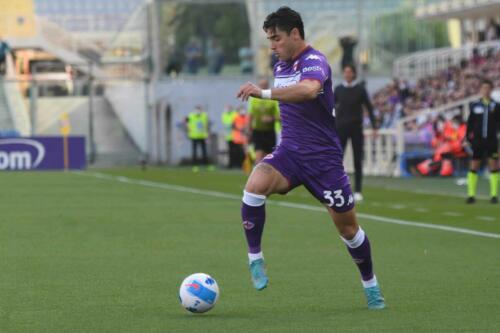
[179,273,219,313]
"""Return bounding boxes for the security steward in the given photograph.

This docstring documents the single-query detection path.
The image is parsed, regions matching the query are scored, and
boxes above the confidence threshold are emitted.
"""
[221,105,238,168]
[186,105,209,165]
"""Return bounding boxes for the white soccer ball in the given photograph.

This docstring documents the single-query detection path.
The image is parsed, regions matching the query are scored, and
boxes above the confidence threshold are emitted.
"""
[179,273,219,313]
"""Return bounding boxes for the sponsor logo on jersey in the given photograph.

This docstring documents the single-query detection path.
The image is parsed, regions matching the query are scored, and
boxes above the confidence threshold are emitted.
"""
[302,65,323,73]
[274,72,301,88]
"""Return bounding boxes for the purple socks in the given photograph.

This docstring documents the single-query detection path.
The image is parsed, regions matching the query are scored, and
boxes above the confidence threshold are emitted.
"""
[341,228,374,282]
[241,191,266,254]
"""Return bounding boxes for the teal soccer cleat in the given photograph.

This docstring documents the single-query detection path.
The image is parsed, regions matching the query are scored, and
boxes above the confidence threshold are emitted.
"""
[249,258,268,291]
[364,285,386,310]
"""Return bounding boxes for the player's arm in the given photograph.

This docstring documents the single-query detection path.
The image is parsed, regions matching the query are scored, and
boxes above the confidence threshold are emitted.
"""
[237,79,321,103]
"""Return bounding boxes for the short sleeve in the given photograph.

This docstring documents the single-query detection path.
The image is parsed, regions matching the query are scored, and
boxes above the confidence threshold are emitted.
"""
[299,54,328,84]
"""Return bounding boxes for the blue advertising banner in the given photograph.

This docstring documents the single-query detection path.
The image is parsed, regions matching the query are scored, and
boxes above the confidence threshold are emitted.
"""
[0,136,86,171]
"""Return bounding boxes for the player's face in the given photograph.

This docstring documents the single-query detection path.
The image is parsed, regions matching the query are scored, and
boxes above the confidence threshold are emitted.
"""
[266,27,295,61]
[480,83,492,99]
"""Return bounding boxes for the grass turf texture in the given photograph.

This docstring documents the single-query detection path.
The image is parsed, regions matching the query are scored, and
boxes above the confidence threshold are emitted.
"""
[1,168,499,332]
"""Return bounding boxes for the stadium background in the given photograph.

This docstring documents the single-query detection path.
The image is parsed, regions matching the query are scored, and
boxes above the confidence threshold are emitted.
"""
[1,0,497,171]
[0,0,499,332]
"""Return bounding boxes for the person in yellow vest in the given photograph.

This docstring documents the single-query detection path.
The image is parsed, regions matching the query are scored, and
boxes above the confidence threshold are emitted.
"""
[232,106,249,168]
[221,105,238,168]
[247,78,280,163]
[185,105,210,165]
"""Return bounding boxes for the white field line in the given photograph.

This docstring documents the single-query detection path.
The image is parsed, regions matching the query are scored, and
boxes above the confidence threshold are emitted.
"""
[477,216,496,222]
[443,212,463,217]
[75,172,500,240]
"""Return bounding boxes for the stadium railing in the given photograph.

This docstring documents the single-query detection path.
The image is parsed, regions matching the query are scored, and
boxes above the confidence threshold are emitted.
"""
[349,95,479,177]
[393,40,500,79]
[343,128,399,177]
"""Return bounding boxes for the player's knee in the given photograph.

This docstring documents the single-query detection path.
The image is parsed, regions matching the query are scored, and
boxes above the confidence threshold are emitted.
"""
[244,180,271,196]
[338,223,358,240]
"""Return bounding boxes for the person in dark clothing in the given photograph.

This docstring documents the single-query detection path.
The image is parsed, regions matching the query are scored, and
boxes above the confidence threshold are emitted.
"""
[334,64,377,202]
[465,79,500,204]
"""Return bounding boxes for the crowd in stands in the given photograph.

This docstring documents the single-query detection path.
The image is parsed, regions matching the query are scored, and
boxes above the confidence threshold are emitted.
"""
[368,46,500,130]
[366,44,500,176]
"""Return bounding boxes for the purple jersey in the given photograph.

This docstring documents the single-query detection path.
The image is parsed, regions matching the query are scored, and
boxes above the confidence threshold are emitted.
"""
[273,46,341,158]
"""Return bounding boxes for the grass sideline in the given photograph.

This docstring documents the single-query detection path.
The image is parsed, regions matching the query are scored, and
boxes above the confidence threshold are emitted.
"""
[0,168,499,332]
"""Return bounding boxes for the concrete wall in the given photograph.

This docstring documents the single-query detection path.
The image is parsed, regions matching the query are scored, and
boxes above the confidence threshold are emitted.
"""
[105,80,147,153]
[155,76,252,165]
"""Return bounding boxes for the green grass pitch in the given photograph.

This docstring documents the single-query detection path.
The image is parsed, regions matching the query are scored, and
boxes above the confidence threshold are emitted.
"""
[1,168,499,332]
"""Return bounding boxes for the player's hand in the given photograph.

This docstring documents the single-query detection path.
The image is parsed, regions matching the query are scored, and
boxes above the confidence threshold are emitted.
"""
[237,82,261,101]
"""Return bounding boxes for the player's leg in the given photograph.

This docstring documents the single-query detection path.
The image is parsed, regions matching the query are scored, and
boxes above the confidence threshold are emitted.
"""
[466,159,481,204]
[200,139,208,165]
[327,206,385,310]
[351,124,364,201]
[487,157,498,203]
[242,161,290,290]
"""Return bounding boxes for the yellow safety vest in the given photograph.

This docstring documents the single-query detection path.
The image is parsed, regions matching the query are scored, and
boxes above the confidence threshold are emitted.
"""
[221,110,237,141]
[187,112,209,139]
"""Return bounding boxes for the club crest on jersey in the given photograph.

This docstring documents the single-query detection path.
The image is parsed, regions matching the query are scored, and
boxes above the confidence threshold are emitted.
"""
[243,220,255,230]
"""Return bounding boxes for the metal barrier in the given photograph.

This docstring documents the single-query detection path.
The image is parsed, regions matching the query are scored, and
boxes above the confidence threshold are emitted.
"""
[393,40,500,79]
[343,96,480,178]
[343,128,399,177]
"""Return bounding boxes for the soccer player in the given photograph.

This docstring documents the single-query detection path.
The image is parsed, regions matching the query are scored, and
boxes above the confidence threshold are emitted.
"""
[465,79,500,204]
[236,6,385,310]
[248,78,280,163]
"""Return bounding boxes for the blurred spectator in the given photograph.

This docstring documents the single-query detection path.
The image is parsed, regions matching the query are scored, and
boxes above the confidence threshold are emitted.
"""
[0,37,10,76]
[207,40,224,75]
[185,105,210,165]
[485,18,499,41]
[185,39,202,74]
[221,105,238,168]
[232,106,249,167]
[166,48,183,76]
[238,47,253,74]
[371,48,500,129]
[416,115,467,177]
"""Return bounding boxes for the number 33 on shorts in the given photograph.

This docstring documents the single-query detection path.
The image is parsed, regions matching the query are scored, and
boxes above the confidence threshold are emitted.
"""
[323,189,353,208]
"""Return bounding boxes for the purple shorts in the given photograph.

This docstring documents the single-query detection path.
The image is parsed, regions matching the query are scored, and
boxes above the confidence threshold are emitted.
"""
[261,145,354,213]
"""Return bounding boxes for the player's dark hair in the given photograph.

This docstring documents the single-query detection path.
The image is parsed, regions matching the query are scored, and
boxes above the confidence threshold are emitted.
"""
[342,63,357,74]
[263,6,305,40]
[481,78,493,87]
